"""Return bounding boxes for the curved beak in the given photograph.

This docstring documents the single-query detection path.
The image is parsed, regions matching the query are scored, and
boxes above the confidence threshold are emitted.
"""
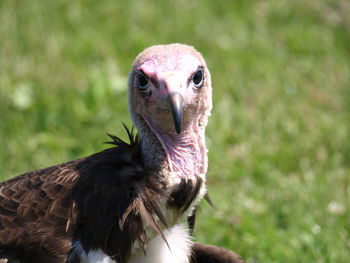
[166,93,184,134]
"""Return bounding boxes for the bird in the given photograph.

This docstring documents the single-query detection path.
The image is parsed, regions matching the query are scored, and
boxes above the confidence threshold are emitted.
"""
[0,43,242,263]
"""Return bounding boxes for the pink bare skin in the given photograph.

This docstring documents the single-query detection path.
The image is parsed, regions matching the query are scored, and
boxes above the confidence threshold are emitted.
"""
[128,44,212,180]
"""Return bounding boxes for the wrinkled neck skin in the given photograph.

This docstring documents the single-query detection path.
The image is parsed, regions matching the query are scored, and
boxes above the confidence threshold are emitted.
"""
[143,115,207,179]
[131,112,208,186]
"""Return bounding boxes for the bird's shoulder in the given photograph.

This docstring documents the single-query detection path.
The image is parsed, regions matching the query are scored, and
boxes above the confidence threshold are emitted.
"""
[0,127,143,205]
[0,129,151,262]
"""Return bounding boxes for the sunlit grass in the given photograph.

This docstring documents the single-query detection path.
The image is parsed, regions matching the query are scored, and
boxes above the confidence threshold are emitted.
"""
[1,0,349,262]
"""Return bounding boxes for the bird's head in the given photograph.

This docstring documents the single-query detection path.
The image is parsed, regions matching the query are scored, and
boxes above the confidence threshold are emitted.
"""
[129,43,212,136]
[128,44,212,174]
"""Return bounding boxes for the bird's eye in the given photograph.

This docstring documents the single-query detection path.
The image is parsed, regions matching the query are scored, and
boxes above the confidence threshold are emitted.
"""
[137,72,149,90]
[192,68,204,88]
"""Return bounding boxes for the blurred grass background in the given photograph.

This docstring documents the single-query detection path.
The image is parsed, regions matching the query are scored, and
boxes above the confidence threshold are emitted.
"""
[1,0,349,262]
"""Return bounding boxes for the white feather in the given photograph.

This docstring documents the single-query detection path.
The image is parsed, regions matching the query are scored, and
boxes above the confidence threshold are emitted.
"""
[78,224,191,263]
[84,249,116,263]
[131,224,192,263]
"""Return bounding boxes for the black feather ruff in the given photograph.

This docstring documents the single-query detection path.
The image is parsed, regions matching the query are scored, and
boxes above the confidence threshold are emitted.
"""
[71,126,169,263]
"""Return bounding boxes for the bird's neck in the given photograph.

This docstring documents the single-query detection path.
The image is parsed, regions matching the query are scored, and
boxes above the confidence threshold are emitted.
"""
[139,116,208,182]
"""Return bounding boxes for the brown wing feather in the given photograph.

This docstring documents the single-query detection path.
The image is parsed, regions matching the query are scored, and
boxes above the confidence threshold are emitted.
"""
[0,128,170,263]
[0,159,82,262]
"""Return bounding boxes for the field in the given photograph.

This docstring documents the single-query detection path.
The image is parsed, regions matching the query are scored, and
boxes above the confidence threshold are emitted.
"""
[1,0,349,262]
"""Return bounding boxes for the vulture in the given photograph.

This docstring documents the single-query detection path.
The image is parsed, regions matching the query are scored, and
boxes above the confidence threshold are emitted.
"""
[0,44,243,263]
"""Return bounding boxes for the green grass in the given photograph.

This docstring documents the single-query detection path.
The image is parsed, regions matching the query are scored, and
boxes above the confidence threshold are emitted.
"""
[1,0,349,262]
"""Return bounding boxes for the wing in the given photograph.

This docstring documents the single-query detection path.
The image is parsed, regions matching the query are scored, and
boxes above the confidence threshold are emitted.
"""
[0,157,83,262]
[0,129,168,263]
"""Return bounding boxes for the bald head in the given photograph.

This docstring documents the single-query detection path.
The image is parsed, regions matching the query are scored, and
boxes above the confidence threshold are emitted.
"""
[128,43,212,136]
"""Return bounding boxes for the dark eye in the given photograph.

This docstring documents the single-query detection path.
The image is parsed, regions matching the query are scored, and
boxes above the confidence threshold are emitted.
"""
[192,68,204,87]
[137,71,149,90]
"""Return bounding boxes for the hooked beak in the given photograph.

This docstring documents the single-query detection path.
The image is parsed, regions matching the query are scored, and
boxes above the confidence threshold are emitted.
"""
[166,93,184,134]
